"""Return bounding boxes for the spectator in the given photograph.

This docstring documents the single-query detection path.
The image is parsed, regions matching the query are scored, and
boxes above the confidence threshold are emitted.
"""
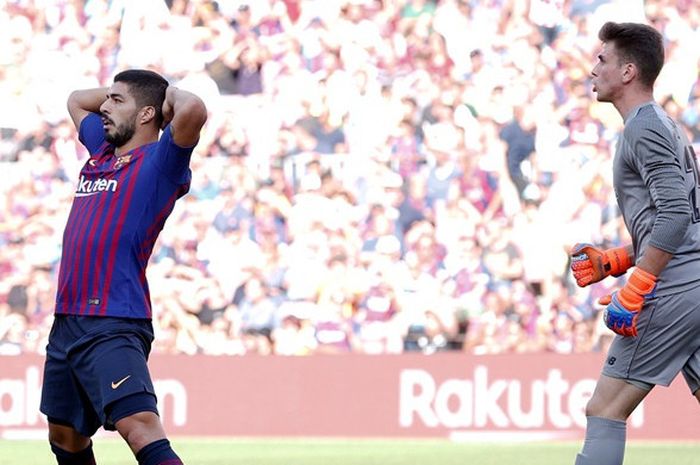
[4,0,700,356]
[499,104,538,201]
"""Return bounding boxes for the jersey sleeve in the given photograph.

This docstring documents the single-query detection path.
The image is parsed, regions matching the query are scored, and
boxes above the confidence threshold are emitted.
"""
[625,119,692,253]
[78,113,107,154]
[153,124,195,184]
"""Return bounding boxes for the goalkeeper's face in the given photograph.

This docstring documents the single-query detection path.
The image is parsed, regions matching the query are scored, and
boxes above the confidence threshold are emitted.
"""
[590,42,625,103]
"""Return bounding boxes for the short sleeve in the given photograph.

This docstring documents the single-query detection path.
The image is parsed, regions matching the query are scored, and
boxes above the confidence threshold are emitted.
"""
[152,124,195,184]
[78,113,106,154]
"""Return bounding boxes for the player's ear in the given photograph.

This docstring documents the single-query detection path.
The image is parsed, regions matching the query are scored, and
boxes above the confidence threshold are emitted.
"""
[621,62,637,84]
[138,106,157,125]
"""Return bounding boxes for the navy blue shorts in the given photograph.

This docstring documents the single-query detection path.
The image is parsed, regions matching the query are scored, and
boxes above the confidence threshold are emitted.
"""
[40,315,158,437]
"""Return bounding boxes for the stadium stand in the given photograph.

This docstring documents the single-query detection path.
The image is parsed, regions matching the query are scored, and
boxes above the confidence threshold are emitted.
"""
[1,0,699,356]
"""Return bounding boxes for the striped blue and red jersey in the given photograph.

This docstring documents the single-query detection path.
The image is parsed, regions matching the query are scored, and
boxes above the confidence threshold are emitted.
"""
[55,113,194,318]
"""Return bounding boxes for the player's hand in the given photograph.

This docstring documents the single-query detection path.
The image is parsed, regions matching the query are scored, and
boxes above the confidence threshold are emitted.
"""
[570,243,633,287]
[599,268,657,337]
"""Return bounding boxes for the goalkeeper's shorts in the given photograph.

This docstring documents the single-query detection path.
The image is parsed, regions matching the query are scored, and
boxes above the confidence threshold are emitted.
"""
[603,284,700,394]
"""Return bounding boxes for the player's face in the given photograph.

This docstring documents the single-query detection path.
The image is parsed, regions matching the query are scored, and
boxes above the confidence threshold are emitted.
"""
[590,42,625,103]
[100,82,139,147]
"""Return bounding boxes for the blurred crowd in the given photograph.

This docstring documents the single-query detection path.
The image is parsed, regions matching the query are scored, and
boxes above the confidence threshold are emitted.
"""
[1,0,700,356]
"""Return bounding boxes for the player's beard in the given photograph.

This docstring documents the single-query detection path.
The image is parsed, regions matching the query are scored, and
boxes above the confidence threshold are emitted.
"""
[104,117,137,147]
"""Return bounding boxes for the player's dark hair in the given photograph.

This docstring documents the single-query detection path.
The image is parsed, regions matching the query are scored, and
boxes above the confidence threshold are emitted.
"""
[598,22,664,88]
[114,69,169,126]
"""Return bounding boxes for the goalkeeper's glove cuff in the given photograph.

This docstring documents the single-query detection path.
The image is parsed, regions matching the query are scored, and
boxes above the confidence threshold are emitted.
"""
[604,246,634,278]
[617,268,657,310]
[601,268,657,337]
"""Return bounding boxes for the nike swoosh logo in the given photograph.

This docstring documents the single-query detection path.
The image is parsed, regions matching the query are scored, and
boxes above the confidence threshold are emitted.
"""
[111,375,131,389]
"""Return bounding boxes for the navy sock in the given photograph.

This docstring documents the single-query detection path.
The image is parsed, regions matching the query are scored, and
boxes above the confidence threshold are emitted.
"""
[50,441,97,465]
[135,439,183,465]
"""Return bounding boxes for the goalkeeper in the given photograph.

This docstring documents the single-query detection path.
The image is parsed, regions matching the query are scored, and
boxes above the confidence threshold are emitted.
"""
[570,22,700,465]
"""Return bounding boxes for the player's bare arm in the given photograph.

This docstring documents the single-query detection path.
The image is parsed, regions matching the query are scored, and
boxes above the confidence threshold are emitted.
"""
[635,244,673,277]
[66,87,109,130]
[161,86,207,148]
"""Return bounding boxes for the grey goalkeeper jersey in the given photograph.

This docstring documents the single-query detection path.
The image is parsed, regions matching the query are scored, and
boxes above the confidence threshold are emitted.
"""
[614,101,700,296]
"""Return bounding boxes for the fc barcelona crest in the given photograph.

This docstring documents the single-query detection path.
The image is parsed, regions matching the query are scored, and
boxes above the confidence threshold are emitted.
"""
[114,154,132,170]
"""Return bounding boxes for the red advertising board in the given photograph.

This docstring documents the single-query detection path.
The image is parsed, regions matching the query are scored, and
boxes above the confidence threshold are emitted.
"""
[0,353,696,440]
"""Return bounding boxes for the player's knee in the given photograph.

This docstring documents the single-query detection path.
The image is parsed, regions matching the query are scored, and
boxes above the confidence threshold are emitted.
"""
[116,411,166,452]
[584,397,602,417]
[584,404,598,418]
[110,393,165,453]
[48,422,91,452]
[583,396,622,419]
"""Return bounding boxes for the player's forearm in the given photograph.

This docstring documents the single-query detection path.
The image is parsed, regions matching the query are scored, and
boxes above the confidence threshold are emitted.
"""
[622,244,635,263]
[162,86,207,146]
[67,87,109,129]
[163,87,205,119]
[67,88,109,114]
[635,245,673,276]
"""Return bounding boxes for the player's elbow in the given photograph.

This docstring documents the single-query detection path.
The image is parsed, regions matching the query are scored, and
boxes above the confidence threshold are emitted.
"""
[66,90,84,113]
[192,100,208,128]
[652,209,692,250]
[184,96,208,123]
[66,90,78,106]
[169,97,208,147]
[674,209,693,237]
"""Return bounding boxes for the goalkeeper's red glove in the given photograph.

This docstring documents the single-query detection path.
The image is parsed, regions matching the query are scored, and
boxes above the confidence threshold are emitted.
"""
[570,243,633,287]
[599,268,657,337]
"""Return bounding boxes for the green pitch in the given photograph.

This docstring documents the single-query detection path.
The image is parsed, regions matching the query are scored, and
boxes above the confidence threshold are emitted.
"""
[2,438,700,465]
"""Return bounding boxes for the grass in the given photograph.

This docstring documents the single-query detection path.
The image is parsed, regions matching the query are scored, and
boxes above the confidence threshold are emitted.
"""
[2,438,700,465]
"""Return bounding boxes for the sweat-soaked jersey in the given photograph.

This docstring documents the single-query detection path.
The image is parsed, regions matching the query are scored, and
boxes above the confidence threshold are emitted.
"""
[613,102,700,296]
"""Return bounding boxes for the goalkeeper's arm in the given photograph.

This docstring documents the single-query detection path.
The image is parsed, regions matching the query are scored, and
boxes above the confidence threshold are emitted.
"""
[634,245,672,277]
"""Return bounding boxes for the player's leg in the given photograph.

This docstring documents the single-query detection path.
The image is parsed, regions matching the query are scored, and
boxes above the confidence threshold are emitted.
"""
[585,374,650,420]
[48,421,96,465]
[48,422,91,451]
[573,297,656,465]
[68,317,185,465]
[114,411,166,452]
[681,347,700,405]
[109,390,184,464]
[113,408,184,465]
[574,374,651,465]
[41,316,101,464]
[576,289,700,465]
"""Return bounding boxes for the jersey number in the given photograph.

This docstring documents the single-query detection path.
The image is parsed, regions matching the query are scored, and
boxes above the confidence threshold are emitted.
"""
[684,145,700,223]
